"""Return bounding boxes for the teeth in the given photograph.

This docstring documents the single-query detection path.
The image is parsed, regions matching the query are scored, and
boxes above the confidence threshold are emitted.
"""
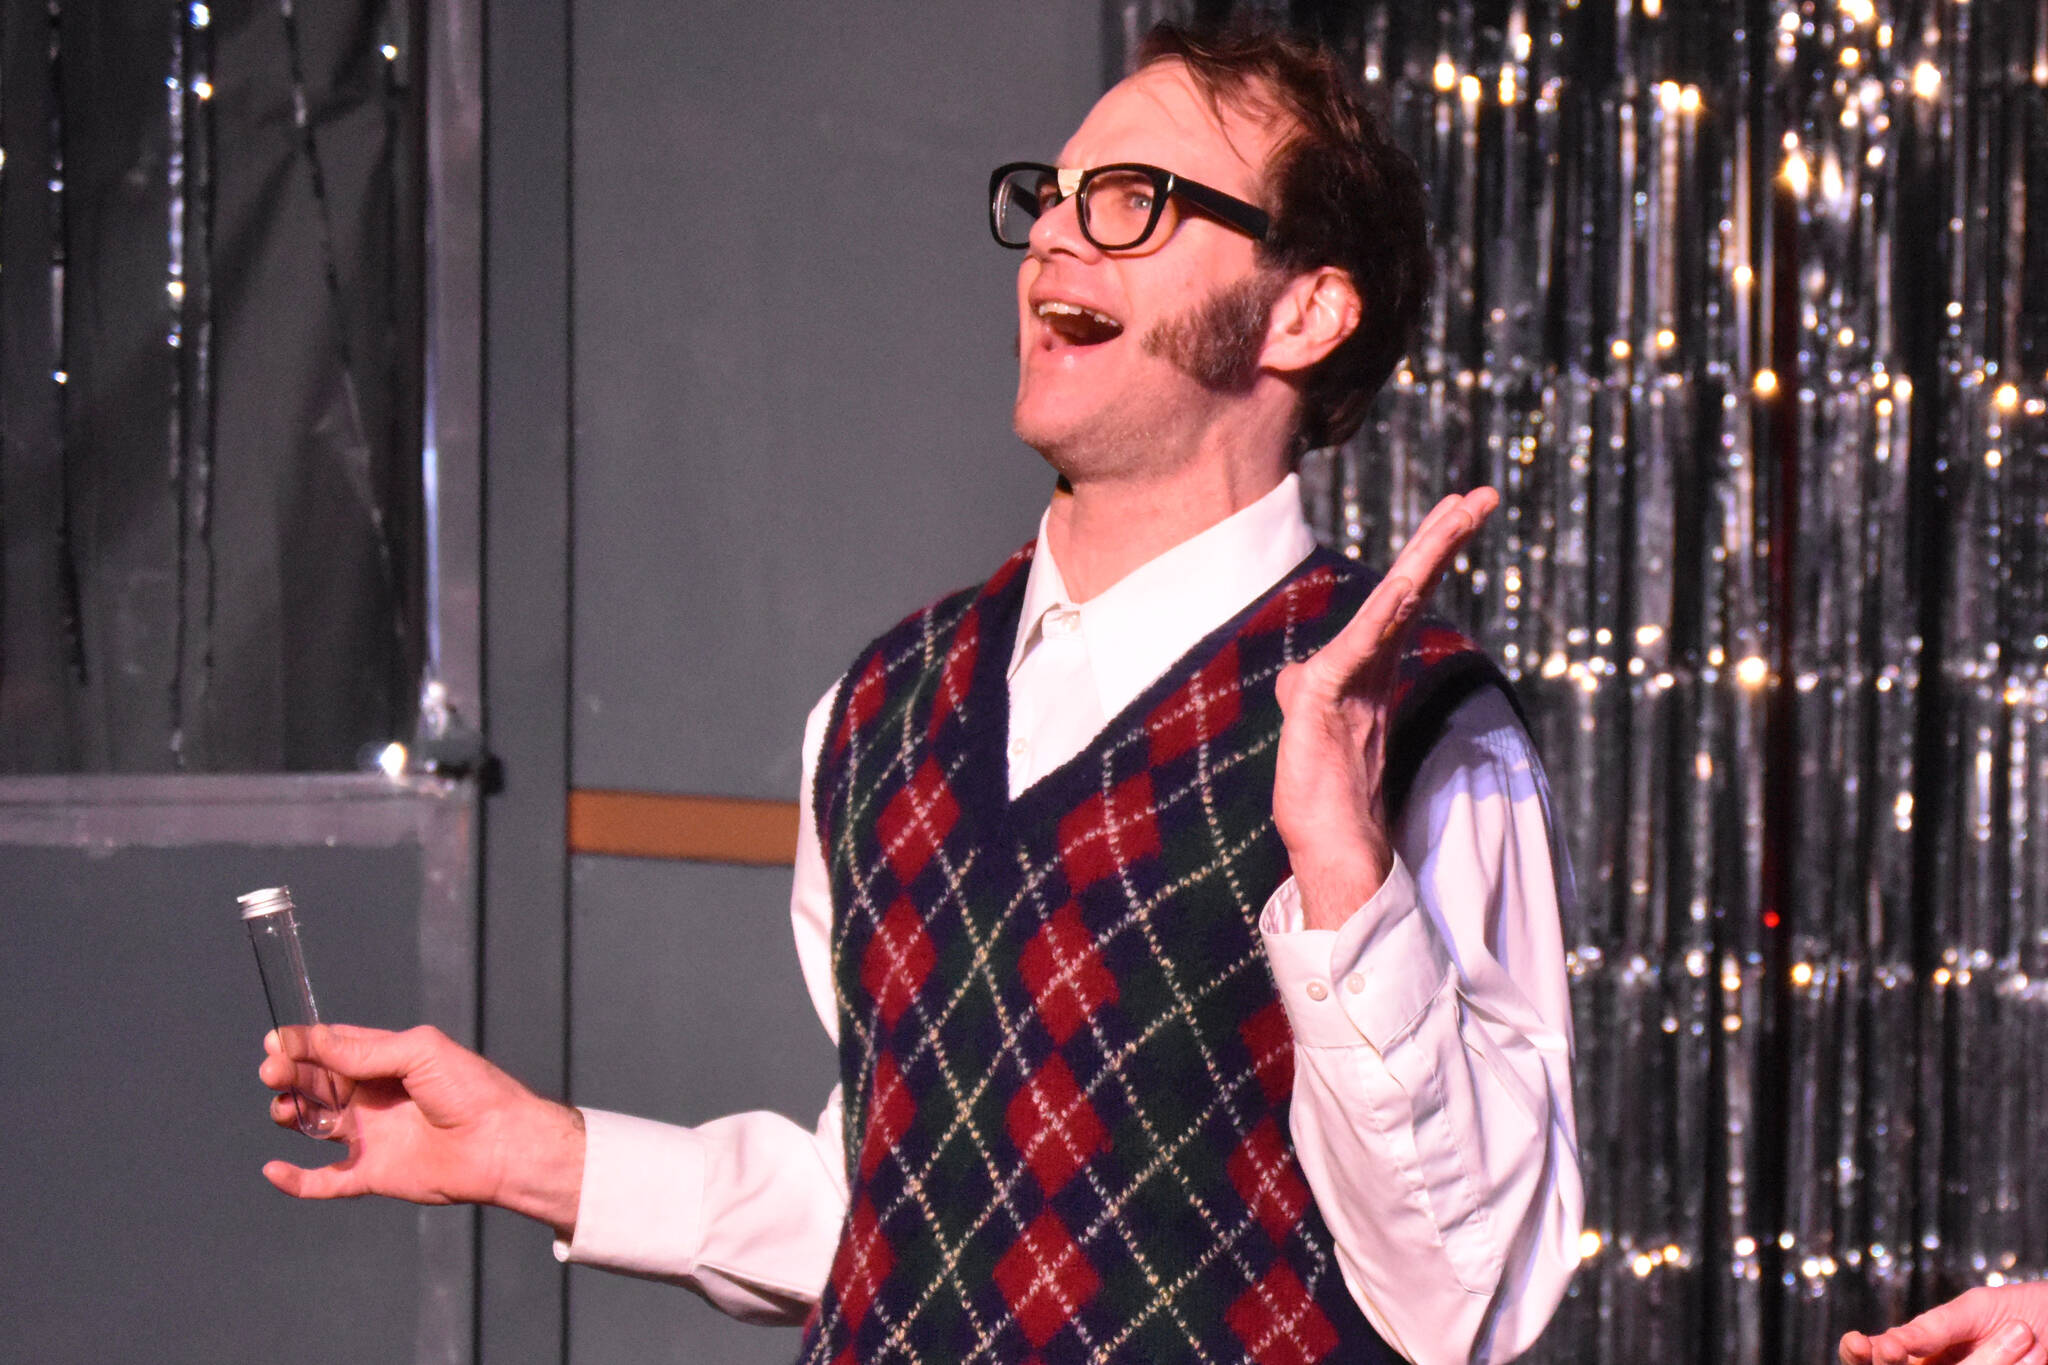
[1036,300,1118,328]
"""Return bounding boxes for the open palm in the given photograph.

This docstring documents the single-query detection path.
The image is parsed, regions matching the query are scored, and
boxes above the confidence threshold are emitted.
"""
[1271,488,1499,930]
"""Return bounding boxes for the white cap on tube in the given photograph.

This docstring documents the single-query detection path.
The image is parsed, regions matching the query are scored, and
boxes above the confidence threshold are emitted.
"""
[238,886,295,919]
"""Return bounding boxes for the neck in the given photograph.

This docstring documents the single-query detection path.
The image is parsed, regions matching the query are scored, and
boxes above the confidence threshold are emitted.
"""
[1043,438,1291,602]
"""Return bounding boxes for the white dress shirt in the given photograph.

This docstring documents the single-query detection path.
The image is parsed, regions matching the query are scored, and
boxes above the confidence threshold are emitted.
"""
[561,474,1583,1365]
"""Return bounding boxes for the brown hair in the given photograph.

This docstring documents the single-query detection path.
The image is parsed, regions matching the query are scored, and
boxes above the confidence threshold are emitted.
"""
[1135,20,1433,452]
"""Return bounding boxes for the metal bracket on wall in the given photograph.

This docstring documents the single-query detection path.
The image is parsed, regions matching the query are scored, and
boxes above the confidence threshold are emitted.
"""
[419,0,484,754]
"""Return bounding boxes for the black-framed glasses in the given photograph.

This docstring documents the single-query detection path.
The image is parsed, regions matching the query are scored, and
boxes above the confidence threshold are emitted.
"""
[988,161,1271,252]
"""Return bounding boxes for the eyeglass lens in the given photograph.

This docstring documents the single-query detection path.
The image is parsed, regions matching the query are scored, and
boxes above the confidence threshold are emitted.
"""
[993,167,1168,250]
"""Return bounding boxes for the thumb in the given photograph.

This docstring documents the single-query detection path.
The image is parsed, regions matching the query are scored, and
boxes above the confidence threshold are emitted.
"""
[1309,575,1415,691]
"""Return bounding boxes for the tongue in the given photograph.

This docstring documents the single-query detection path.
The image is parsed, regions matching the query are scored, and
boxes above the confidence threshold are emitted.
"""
[1048,311,1123,346]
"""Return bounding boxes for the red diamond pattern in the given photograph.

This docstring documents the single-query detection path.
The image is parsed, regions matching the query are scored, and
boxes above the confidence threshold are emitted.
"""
[1239,1000,1296,1106]
[834,652,889,758]
[1057,772,1160,892]
[1412,622,1468,667]
[928,625,981,736]
[860,897,936,1028]
[1146,642,1243,766]
[993,1211,1102,1348]
[1005,1054,1107,1194]
[1017,901,1118,1045]
[876,756,961,884]
[1227,1118,1311,1244]
[858,1051,915,1180]
[831,1195,894,1329]
[1225,1262,1339,1365]
[1243,568,1334,640]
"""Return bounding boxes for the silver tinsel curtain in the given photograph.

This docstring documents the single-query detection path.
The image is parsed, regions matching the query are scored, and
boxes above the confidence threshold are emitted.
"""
[1109,2,2048,1361]
[0,0,423,773]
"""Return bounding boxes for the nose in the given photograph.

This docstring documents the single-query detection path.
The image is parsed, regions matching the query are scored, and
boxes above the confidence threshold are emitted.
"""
[1026,188,1100,262]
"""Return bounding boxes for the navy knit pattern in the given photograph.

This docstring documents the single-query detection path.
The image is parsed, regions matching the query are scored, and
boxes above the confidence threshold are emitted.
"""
[799,544,1513,1365]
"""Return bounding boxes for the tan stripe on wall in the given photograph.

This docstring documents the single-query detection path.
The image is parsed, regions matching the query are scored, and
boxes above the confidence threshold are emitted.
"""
[567,789,800,866]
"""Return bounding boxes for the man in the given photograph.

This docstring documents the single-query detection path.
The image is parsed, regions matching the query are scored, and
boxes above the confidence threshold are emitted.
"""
[259,22,1581,1364]
[1842,1284,2048,1365]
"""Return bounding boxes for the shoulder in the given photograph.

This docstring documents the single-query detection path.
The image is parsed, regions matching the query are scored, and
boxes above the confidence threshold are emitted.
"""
[1417,687,1542,791]
[833,542,1032,687]
[862,543,1032,659]
[1393,685,1563,912]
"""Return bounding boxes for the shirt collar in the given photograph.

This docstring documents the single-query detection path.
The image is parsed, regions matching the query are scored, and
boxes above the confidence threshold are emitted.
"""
[1006,473,1319,717]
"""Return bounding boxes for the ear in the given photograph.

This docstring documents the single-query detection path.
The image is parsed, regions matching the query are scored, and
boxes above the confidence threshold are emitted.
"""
[1259,267,1362,375]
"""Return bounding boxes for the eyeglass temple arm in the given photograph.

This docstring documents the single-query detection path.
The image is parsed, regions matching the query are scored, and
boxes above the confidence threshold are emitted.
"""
[1164,175,1272,243]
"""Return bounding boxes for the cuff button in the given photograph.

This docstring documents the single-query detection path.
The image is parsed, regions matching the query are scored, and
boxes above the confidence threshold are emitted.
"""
[1305,980,1330,1002]
[1345,972,1366,994]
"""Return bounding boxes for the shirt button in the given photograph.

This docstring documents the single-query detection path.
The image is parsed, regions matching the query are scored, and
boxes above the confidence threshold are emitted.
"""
[1305,980,1329,1002]
[1345,973,1366,994]
[1008,737,1029,759]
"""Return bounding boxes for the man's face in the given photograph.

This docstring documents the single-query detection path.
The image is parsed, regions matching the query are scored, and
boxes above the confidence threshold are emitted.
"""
[1012,61,1288,478]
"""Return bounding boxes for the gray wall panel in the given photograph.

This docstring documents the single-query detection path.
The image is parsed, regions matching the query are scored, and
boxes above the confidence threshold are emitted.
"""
[559,6,1105,1358]
[480,0,573,1356]
[567,853,837,1364]
[571,1,1105,799]
[0,840,436,1364]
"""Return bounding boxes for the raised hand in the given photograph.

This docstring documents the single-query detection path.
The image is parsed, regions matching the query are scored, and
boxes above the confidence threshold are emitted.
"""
[259,1023,586,1235]
[1841,1285,2048,1365]
[1272,487,1500,930]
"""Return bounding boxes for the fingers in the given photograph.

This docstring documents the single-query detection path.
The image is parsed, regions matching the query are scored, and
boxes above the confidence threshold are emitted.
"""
[1387,488,1497,599]
[262,1157,366,1201]
[1840,1330,1873,1364]
[1310,486,1499,685]
[258,1040,295,1092]
[1959,1323,2038,1365]
[274,1023,455,1083]
[1865,1303,2039,1365]
[1887,1295,2012,1356]
[260,1049,343,1096]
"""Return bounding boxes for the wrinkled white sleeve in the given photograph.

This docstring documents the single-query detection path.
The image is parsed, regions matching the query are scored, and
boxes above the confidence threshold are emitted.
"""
[555,685,851,1322]
[1259,688,1583,1365]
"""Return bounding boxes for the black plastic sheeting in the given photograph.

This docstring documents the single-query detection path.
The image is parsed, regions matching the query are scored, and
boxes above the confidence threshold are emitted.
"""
[0,0,422,771]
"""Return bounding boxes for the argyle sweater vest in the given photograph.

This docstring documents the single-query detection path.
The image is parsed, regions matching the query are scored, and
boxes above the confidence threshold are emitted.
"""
[801,543,1517,1365]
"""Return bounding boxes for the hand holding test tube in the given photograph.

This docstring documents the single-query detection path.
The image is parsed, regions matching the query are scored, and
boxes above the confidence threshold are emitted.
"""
[241,887,355,1137]
[252,984,589,1229]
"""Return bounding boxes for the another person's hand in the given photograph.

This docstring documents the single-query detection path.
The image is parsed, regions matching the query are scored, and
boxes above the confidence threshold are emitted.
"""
[259,1024,586,1236]
[1841,1283,2048,1365]
[1272,487,1498,929]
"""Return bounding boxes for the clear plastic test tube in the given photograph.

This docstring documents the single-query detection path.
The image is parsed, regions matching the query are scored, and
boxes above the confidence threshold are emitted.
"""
[240,886,352,1138]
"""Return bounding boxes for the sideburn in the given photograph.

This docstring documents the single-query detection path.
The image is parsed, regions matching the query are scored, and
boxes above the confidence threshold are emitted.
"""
[1140,270,1288,393]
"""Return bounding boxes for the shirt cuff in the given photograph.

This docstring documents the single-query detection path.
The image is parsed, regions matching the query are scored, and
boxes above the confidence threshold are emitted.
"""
[1259,857,1453,1051]
[553,1108,706,1277]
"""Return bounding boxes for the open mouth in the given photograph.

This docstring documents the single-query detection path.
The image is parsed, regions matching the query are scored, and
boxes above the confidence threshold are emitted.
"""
[1036,300,1125,347]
